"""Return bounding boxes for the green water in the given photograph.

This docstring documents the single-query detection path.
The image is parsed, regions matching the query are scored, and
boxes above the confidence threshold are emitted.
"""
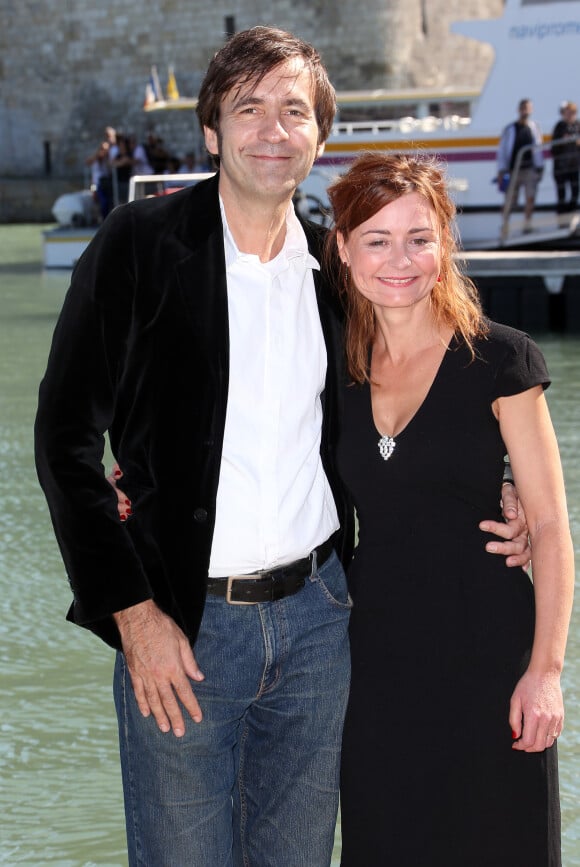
[1,225,579,865]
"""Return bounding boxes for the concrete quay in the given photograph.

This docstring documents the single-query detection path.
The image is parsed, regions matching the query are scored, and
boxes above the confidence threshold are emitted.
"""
[457,249,580,334]
[458,249,580,277]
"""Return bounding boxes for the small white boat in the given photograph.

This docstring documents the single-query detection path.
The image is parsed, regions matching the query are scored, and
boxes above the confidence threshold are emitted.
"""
[42,174,213,269]
[42,225,99,270]
[42,190,99,269]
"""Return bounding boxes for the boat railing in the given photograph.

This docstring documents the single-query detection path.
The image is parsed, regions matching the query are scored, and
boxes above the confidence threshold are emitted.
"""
[128,172,215,202]
[547,134,580,158]
[331,114,472,138]
[500,138,580,246]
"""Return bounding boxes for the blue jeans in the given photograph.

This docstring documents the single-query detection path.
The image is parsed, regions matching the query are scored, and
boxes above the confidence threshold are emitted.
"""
[114,549,352,866]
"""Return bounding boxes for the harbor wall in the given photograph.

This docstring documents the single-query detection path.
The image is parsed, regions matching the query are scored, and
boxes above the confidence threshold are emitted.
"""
[0,0,501,193]
[476,276,580,335]
[0,179,81,224]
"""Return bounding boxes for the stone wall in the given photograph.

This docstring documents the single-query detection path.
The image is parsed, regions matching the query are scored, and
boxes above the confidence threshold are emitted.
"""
[0,178,80,223]
[0,0,502,200]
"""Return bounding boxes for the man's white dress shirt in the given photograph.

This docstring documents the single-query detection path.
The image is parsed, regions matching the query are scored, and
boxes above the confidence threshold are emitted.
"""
[208,201,339,576]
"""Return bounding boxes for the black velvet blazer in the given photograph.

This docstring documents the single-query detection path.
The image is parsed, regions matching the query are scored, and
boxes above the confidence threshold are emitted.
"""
[35,174,354,649]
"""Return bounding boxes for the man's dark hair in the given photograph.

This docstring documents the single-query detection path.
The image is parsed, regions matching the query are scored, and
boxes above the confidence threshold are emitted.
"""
[197,26,336,145]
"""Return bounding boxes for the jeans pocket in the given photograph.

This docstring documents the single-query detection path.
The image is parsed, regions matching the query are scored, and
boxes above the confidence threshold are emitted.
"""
[311,550,353,610]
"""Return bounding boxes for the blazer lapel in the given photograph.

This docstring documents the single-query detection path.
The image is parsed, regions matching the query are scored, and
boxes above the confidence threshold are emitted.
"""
[173,175,229,340]
[173,175,230,417]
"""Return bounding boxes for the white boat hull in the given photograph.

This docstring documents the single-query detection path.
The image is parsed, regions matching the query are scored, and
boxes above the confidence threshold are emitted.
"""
[43,227,97,269]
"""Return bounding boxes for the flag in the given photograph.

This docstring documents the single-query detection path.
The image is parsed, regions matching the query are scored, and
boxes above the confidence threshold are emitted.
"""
[149,65,163,103]
[166,66,180,101]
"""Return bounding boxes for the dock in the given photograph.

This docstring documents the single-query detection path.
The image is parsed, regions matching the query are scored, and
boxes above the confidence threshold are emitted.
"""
[455,249,580,333]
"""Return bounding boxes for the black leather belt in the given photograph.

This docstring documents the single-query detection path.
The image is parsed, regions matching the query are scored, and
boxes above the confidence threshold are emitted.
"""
[206,538,334,605]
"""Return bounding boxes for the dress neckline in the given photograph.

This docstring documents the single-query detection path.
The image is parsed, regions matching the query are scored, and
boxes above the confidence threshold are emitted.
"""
[369,333,456,447]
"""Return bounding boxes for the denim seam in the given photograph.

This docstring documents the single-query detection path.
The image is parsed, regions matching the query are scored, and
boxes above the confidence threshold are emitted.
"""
[309,558,353,610]
[119,654,145,866]
[238,722,250,867]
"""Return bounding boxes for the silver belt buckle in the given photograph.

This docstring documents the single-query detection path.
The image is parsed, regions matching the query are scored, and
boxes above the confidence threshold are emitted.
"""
[226,573,262,605]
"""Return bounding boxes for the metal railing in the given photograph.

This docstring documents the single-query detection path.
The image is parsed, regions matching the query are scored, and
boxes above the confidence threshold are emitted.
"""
[128,172,215,202]
[500,136,580,245]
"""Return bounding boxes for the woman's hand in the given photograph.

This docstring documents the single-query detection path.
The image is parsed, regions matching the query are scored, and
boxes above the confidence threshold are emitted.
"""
[509,669,564,752]
[106,462,132,520]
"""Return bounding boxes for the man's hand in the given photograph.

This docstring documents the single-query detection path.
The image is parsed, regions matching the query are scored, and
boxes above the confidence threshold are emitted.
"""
[106,463,131,521]
[114,599,205,736]
[479,482,531,568]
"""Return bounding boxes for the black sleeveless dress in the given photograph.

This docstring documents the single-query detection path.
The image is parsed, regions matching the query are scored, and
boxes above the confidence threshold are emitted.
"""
[337,322,561,866]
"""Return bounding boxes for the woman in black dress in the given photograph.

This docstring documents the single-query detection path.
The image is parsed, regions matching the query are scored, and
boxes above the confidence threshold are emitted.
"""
[326,153,574,866]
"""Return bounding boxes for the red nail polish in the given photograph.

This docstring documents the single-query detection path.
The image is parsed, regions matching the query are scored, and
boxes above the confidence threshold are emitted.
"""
[113,469,121,477]
[124,499,131,506]
[511,730,518,739]
[120,514,127,522]
[126,508,132,516]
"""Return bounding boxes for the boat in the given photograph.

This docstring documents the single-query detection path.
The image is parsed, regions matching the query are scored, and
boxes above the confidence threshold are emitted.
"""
[42,190,99,269]
[304,0,580,248]
[42,173,213,269]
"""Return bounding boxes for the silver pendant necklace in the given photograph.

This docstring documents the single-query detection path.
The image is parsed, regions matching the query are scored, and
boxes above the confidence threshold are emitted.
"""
[378,433,396,461]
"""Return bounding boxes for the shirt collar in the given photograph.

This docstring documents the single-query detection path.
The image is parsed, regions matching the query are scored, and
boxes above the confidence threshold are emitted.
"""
[220,196,320,272]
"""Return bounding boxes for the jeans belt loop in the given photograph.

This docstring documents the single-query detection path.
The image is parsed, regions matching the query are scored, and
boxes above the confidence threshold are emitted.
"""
[310,546,318,575]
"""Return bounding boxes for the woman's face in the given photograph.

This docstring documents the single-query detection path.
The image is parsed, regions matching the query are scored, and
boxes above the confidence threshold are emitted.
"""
[337,192,442,311]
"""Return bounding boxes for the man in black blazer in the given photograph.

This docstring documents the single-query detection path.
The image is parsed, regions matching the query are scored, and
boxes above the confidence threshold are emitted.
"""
[36,27,354,866]
[35,26,528,867]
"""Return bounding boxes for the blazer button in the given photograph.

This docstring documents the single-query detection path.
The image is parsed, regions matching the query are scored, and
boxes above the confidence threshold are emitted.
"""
[193,507,208,523]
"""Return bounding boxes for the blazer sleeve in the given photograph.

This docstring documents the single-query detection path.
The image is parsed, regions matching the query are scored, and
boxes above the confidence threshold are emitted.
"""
[34,205,153,634]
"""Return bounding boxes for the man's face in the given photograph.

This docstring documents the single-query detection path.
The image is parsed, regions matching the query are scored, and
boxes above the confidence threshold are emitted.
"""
[204,59,325,205]
[519,101,532,121]
[564,105,577,123]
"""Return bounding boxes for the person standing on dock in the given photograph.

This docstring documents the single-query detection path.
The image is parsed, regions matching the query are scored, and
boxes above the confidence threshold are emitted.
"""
[34,26,531,867]
[551,100,580,220]
[84,125,117,221]
[497,98,544,241]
